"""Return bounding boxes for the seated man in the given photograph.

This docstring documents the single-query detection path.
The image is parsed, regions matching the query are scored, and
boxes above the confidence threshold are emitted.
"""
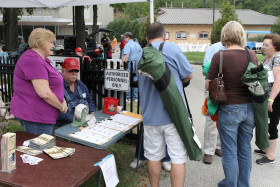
[56,58,96,126]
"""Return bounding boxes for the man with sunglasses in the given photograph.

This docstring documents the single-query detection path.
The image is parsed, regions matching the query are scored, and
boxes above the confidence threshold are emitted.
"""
[55,58,96,127]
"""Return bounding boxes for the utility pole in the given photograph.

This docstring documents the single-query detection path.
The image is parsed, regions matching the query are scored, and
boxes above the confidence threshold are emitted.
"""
[213,0,215,28]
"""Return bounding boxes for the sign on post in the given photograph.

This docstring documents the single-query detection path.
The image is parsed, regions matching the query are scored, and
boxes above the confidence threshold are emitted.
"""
[104,69,130,91]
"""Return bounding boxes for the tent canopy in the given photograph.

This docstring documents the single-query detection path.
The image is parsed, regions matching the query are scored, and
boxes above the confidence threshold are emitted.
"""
[0,0,154,23]
[0,0,149,8]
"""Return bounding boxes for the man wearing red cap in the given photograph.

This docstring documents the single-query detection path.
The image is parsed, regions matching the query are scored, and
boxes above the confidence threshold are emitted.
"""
[56,58,96,126]
[75,47,83,57]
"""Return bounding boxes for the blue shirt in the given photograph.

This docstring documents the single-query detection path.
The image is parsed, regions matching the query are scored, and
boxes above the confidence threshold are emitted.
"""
[56,79,96,126]
[136,41,193,125]
[0,52,8,64]
[123,39,142,62]
[203,42,226,64]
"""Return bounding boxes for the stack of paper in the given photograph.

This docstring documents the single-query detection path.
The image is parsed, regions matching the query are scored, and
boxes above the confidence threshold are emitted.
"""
[29,134,55,151]
[17,146,43,155]
[43,146,75,159]
[1,133,16,173]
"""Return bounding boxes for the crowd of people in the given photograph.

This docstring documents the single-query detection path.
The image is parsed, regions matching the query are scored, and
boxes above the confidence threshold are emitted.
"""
[6,20,280,187]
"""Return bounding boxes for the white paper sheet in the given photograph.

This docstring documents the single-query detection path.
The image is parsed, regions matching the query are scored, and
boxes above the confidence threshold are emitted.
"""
[110,114,140,126]
[99,155,119,187]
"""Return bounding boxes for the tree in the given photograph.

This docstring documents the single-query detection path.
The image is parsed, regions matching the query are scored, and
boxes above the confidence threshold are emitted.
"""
[1,8,33,51]
[271,16,280,35]
[92,5,98,43]
[75,6,86,53]
[2,8,18,51]
[210,1,239,44]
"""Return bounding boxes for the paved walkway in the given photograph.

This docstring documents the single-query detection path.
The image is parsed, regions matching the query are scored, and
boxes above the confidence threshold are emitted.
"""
[112,50,280,187]
[158,64,280,187]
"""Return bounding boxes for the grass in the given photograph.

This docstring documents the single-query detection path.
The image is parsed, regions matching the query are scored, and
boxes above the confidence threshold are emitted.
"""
[184,52,205,62]
[184,52,266,63]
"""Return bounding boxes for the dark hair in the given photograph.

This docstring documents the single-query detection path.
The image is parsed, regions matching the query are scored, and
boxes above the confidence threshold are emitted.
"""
[264,34,280,51]
[123,32,134,39]
[2,46,7,52]
[146,22,165,40]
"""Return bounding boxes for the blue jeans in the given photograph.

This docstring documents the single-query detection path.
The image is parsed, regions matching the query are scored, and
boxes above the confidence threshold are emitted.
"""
[126,61,138,100]
[16,118,54,136]
[217,103,255,187]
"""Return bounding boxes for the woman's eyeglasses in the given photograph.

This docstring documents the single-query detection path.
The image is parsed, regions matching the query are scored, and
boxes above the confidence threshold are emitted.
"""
[69,69,79,73]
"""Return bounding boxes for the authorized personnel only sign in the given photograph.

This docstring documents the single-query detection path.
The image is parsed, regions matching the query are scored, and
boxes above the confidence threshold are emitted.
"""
[104,69,130,91]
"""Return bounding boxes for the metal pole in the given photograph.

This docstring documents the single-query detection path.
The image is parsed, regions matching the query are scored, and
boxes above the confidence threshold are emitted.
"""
[150,0,154,24]
[72,6,75,35]
[213,0,215,28]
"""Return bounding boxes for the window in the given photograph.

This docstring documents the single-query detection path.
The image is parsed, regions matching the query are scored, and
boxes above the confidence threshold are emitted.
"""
[176,32,187,39]
[165,32,169,40]
[198,32,209,39]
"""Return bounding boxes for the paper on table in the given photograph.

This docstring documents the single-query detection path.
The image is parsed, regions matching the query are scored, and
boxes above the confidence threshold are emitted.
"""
[99,154,119,187]
[97,120,131,132]
[110,114,140,126]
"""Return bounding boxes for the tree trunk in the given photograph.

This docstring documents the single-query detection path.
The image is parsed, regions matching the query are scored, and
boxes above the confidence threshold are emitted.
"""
[3,8,18,51]
[75,6,86,54]
[92,5,99,43]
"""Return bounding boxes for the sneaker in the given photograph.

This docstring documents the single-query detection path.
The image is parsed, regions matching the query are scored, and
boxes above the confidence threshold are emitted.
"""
[254,149,266,156]
[256,156,275,165]
[134,99,138,102]
[126,99,131,102]
[162,161,171,172]
[215,149,222,157]
[202,154,213,164]
[129,158,145,169]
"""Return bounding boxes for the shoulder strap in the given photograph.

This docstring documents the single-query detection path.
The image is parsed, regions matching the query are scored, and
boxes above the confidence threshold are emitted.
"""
[147,42,165,52]
[159,42,165,52]
[245,47,252,62]
[219,50,223,74]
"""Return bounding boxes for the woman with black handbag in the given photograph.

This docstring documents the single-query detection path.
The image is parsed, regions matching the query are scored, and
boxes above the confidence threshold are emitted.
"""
[205,21,258,187]
[254,34,280,165]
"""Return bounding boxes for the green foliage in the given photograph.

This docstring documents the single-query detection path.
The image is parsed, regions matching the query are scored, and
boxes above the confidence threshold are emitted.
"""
[235,0,280,17]
[210,1,239,44]
[248,35,265,42]
[138,17,150,48]
[123,2,150,20]
[271,16,280,35]
[106,19,141,42]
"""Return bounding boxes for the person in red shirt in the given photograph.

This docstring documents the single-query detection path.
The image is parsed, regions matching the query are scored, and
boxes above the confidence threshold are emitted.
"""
[119,35,126,59]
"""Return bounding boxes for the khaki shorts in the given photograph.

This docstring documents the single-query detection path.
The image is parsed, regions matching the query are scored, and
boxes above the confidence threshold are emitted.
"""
[144,123,188,164]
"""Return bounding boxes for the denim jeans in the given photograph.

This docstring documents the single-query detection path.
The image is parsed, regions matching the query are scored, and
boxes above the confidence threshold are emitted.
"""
[126,61,138,100]
[217,103,255,187]
[16,118,54,136]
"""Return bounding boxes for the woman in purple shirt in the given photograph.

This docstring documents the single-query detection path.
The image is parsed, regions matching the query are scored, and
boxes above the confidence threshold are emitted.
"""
[11,28,68,135]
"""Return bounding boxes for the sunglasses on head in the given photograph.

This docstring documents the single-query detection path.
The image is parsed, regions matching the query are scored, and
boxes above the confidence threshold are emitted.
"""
[69,69,79,73]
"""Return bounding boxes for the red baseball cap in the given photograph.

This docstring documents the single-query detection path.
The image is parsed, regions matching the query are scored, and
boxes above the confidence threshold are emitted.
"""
[62,58,80,71]
[75,47,83,54]
[94,49,100,55]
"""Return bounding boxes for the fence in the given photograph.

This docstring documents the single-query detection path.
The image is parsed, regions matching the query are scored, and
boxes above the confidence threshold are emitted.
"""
[0,56,18,103]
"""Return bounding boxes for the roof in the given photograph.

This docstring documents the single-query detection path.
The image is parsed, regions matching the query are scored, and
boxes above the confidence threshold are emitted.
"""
[156,8,277,25]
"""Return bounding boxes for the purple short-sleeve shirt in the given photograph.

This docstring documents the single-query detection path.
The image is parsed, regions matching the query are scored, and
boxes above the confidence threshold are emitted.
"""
[11,49,64,124]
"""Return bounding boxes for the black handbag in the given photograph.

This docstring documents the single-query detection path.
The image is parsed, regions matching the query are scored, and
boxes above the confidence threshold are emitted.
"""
[209,50,227,104]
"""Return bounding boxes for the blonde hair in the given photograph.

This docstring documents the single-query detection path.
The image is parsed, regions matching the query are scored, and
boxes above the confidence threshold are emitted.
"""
[221,21,246,47]
[28,28,55,49]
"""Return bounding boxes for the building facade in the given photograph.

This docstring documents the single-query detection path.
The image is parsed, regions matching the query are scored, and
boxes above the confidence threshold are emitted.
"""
[157,8,277,51]
[0,5,114,44]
